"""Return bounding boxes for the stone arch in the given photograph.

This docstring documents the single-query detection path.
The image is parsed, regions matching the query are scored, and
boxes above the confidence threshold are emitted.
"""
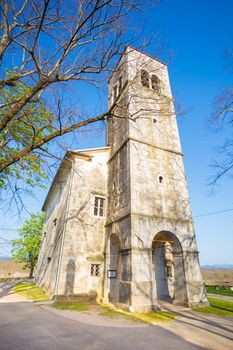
[104,233,121,303]
[152,231,188,305]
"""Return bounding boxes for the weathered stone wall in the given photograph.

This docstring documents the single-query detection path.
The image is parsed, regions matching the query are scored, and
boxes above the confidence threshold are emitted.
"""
[130,143,192,220]
[36,162,71,296]
[107,144,131,221]
[56,149,109,300]
[36,149,109,300]
[107,50,129,152]
[105,46,207,310]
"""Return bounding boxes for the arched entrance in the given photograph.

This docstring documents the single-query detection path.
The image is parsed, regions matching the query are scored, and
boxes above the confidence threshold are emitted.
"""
[152,231,188,305]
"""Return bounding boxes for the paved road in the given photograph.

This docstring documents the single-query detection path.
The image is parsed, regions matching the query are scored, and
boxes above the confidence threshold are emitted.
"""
[159,301,233,350]
[0,281,233,350]
[0,301,209,350]
[207,293,233,302]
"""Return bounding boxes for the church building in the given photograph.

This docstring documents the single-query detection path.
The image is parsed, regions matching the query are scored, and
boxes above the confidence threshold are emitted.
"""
[36,46,208,311]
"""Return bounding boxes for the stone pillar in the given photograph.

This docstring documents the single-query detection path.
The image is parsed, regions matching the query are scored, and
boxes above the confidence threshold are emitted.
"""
[183,250,208,306]
[130,248,157,312]
[173,251,188,306]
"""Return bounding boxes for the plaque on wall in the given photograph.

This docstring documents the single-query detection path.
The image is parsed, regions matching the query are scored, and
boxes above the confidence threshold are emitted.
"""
[107,270,117,278]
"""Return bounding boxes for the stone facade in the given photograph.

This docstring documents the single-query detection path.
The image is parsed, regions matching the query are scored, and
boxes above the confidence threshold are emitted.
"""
[36,46,208,311]
[36,148,108,299]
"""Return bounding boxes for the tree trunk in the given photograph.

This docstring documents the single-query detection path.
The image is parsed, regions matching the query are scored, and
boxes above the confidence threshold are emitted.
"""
[29,265,34,278]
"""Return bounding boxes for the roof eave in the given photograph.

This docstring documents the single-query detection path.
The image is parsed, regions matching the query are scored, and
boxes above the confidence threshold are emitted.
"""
[42,150,72,212]
[108,45,167,84]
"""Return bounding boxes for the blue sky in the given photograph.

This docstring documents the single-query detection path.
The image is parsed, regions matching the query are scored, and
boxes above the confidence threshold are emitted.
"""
[0,0,232,265]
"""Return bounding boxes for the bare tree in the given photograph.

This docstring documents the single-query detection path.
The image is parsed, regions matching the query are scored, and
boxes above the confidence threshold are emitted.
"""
[0,0,162,210]
[209,49,233,188]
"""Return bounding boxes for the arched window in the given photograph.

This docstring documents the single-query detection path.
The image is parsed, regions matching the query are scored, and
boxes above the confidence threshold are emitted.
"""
[141,70,149,88]
[119,76,122,92]
[151,75,160,94]
[113,85,118,101]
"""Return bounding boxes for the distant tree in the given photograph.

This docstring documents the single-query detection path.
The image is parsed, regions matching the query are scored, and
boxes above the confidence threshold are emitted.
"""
[209,49,233,187]
[11,212,45,277]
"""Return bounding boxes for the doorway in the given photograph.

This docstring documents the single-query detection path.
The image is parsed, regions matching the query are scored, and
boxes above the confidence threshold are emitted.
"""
[152,231,188,305]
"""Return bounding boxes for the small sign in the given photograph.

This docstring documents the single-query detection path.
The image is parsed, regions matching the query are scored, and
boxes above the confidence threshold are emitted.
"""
[107,270,117,278]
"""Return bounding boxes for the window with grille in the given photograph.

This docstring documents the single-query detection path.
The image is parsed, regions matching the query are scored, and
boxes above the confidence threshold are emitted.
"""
[165,265,172,277]
[90,264,100,277]
[93,197,105,217]
[141,70,149,88]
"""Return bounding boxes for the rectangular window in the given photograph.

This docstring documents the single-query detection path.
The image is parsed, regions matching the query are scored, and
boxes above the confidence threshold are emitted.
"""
[107,270,117,278]
[94,197,105,217]
[90,264,100,277]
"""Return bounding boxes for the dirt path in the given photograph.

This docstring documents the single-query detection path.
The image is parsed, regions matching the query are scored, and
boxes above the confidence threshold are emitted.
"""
[0,280,31,303]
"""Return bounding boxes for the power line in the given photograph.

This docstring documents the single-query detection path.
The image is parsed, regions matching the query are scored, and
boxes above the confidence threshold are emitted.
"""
[0,208,232,229]
[193,208,233,218]
[0,228,18,231]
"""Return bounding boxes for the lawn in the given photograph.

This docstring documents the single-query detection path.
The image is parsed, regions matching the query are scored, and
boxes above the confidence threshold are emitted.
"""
[52,301,175,324]
[13,283,233,320]
[206,285,233,297]
[131,310,175,324]
[13,283,50,302]
[12,282,175,324]
[52,301,90,312]
[193,298,233,317]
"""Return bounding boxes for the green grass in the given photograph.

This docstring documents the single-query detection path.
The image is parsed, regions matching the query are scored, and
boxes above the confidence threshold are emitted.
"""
[132,310,175,324]
[52,302,89,312]
[98,305,175,324]
[52,301,175,324]
[193,298,233,317]
[98,306,124,319]
[206,285,233,297]
[13,283,50,302]
[98,305,144,323]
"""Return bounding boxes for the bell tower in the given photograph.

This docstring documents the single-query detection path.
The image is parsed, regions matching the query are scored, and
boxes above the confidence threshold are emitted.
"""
[104,46,207,311]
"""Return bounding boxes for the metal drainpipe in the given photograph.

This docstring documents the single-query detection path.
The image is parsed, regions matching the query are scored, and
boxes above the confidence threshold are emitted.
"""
[54,158,74,297]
